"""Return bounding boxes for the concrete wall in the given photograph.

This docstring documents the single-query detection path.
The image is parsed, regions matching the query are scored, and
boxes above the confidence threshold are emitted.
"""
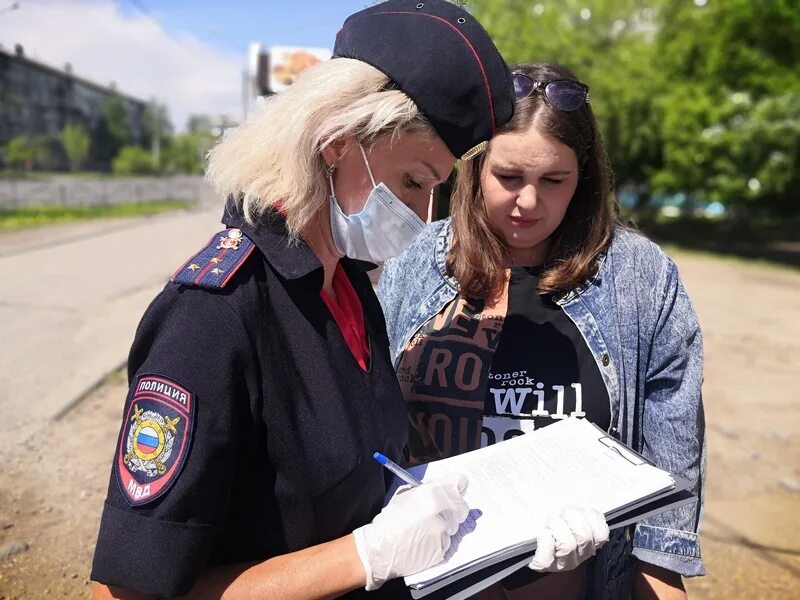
[0,175,221,208]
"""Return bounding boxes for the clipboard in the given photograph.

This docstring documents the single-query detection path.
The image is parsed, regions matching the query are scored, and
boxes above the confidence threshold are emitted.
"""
[400,418,697,599]
[410,482,696,600]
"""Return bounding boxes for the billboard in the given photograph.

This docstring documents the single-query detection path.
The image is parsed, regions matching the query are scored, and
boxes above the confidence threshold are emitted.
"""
[267,46,331,93]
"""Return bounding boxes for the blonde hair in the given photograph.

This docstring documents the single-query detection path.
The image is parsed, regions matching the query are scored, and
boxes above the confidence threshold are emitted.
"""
[206,58,435,238]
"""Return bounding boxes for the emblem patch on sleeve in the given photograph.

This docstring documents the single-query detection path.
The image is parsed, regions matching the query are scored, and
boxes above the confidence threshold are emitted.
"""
[116,374,195,506]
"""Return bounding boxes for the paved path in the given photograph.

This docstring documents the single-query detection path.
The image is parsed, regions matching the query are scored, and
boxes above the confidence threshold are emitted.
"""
[0,205,224,447]
[0,234,799,597]
[674,253,800,599]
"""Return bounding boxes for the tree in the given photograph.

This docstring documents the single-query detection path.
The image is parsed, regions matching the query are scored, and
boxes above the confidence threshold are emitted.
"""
[4,135,51,171]
[654,91,800,217]
[651,0,800,215]
[163,133,216,174]
[60,123,91,171]
[112,146,157,175]
[471,0,800,216]
[93,96,133,166]
[655,0,800,99]
[143,102,174,169]
[5,135,37,171]
[471,0,668,193]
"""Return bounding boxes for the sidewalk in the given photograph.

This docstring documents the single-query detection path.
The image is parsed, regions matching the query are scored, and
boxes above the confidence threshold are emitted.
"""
[0,205,224,449]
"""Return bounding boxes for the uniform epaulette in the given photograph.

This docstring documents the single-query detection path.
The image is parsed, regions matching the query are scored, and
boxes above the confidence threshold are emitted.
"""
[171,228,256,289]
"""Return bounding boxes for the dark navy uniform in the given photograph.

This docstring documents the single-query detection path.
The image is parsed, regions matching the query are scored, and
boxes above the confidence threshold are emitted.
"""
[91,1,516,595]
[91,206,408,597]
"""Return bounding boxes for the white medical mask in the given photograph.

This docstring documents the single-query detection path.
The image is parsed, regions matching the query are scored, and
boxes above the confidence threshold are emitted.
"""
[328,144,426,264]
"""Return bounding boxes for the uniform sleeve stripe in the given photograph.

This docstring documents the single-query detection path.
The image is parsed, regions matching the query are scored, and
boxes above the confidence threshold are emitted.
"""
[221,243,256,288]
[193,248,230,285]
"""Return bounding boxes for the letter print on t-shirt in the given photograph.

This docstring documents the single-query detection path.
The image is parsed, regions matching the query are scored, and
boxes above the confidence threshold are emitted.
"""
[481,267,610,446]
[397,286,510,464]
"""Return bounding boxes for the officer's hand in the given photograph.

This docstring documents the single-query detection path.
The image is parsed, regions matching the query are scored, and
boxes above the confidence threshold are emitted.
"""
[353,475,469,590]
[528,506,609,572]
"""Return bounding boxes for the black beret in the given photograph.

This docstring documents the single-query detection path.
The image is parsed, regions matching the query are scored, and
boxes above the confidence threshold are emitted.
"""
[333,0,514,160]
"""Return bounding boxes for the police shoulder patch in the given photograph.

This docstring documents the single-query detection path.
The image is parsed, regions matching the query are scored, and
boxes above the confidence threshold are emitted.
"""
[171,228,256,289]
[116,374,196,506]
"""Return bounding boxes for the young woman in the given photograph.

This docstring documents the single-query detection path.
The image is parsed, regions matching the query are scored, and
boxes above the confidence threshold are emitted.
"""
[378,63,705,599]
[89,2,517,598]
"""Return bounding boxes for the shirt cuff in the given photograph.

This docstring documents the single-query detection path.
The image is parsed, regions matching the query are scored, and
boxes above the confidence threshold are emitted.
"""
[91,501,216,597]
[632,524,705,577]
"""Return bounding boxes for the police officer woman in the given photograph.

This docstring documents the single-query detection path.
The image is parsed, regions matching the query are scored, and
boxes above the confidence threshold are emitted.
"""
[90,2,515,598]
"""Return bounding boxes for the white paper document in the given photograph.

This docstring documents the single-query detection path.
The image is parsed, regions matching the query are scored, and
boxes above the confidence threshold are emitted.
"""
[398,417,675,589]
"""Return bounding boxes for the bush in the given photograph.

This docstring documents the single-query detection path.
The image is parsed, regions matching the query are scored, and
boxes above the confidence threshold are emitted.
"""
[112,146,157,175]
[5,135,49,171]
[162,133,215,174]
[60,123,91,172]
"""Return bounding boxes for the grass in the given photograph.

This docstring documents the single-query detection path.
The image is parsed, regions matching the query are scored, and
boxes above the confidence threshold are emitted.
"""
[0,199,194,231]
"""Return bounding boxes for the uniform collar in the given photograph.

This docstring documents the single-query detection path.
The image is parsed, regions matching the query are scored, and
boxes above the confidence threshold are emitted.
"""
[221,200,377,280]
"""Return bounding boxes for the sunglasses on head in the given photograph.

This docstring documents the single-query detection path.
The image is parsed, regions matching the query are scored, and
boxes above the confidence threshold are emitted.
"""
[512,72,589,112]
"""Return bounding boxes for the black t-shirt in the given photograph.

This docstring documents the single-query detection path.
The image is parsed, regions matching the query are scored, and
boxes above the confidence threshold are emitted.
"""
[481,266,610,446]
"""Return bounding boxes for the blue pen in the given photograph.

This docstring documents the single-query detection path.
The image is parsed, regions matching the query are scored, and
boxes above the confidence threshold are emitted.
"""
[373,452,422,487]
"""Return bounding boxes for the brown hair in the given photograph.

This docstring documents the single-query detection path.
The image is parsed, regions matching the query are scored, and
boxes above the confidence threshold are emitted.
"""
[447,62,619,300]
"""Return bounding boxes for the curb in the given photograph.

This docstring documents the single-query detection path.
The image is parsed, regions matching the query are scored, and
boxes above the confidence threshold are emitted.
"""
[51,358,128,421]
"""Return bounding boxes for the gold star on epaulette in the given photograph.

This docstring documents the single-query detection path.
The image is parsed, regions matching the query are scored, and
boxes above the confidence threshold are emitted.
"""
[187,263,201,272]
[209,257,222,264]
[211,267,224,275]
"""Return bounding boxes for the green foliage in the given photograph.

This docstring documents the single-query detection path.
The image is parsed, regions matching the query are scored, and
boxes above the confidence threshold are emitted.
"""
[655,91,800,216]
[143,102,174,169]
[472,0,666,188]
[143,103,174,141]
[5,136,37,170]
[112,146,157,175]
[471,0,800,216]
[656,0,800,98]
[60,123,91,171]
[102,97,133,147]
[4,135,51,171]
[163,133,216,175]
[94,97,133,165]
[0,200,192,231]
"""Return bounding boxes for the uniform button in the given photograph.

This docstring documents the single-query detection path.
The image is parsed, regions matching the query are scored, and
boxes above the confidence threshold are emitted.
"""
[228,228,243,240]
[601,353,610,366]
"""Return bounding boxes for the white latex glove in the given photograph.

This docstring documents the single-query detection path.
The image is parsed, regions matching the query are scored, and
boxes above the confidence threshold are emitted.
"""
[528,506,609,572]
[353,475,469,590]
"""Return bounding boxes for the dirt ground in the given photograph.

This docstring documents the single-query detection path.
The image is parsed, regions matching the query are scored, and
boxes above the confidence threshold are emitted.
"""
[1,250,798,599]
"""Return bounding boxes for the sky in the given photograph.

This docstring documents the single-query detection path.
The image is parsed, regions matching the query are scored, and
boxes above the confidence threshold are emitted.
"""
[2,0,373,130]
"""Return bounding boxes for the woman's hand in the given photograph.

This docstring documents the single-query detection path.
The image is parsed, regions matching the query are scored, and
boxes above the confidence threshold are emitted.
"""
[353,475,470,590]
[528,506,609,572]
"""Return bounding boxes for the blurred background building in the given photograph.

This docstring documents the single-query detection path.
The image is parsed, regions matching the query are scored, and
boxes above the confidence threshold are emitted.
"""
[0,43,148,170]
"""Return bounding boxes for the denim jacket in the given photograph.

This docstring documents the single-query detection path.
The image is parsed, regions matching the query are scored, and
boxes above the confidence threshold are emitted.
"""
[377,218,705,599]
